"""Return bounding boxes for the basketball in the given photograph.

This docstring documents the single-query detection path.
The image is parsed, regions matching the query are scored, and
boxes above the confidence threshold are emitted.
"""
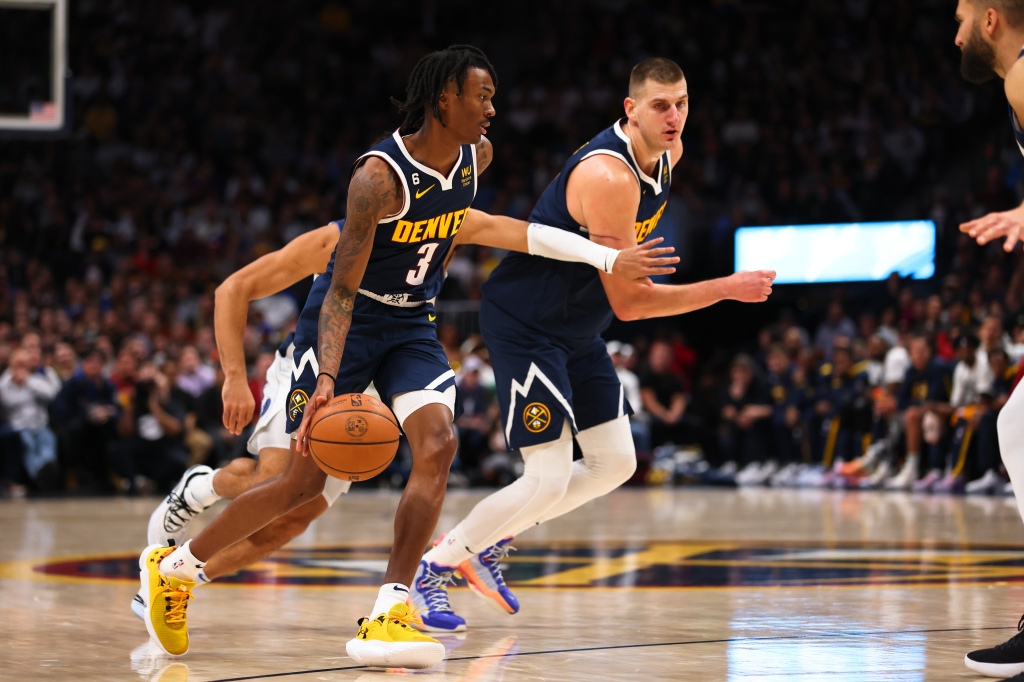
[307,393,401,482]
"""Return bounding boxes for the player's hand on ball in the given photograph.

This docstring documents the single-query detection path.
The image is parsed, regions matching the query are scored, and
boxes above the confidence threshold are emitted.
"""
[727,270,775,302]
[960,205,1024,252]
[221,374,256,436]
[613,237,679,281]
[297,374,335,457]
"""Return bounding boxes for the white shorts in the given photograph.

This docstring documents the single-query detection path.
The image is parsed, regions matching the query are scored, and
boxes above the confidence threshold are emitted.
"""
[248,344,351,506]
[247,345,295,455]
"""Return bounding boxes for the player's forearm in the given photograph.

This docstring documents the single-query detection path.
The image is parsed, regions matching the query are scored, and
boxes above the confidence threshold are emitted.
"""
[620,278,730,320]
[214,280,251,382]
[462,211,617,272]
[318,281,355,379]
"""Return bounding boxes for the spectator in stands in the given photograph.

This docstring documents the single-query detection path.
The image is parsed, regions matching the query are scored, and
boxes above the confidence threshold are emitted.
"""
[933,335,989,492]
[454,355,498,484]
[106,360,188,493]
[162,357,213,467]
[608,341,651,454]
[53,348,120,492]
[815,345,871,481]
[764,344,803,486]
[640,340,689,449]
[815,301,857,360]
[968,348,1016,495]
[888,335,952,491]
[0,348,61,493]
[721,354,773,486]
[176,345,215,399]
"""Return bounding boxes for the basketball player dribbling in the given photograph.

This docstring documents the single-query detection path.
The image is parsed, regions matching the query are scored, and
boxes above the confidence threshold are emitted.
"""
[137,45,678,668]
[954,1,1024,678]
[411,58,775,632]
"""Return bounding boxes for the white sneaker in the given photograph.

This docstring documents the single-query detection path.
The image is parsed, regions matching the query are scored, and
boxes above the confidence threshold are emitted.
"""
[795,465,827,487]
[884,454,919,491]
[770,462,800,487]
[147,465,214,547]
[750,460,779,486]
[860,460,893,489]
[966,469,1003,496]
[735,462,763,486]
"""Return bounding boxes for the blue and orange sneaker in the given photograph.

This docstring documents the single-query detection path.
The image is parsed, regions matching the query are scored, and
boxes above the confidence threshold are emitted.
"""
[408,560,466,632]
[457,537,520,614]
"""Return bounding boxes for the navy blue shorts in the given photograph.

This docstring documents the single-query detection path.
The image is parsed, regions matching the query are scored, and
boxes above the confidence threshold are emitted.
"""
[285,296,460,434]
[480,299,630,449]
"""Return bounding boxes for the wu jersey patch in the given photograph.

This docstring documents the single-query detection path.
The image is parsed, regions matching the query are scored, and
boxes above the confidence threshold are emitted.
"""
[523,402,551,433]
[289,389,309,422]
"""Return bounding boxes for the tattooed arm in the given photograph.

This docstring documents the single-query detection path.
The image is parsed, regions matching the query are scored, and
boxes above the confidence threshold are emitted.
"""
[296,157,402,455]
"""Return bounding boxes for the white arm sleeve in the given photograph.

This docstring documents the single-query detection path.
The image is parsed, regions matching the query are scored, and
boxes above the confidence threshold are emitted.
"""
[526,223,619,274]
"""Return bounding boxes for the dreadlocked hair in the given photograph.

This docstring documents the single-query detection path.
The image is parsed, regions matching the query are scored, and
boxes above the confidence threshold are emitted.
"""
[391,44,497,134]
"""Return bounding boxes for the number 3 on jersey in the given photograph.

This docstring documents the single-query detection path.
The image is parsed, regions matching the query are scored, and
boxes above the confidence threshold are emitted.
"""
[406,242,439,286]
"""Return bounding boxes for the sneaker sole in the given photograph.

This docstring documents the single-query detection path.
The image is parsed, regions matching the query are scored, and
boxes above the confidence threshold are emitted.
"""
[964,654,1024,677]
[131,592,146,621]
[138,543,187,657]
[415,620,466,633]
[147,465,212,547]
[346,637,445,669]
[457,564,517,614]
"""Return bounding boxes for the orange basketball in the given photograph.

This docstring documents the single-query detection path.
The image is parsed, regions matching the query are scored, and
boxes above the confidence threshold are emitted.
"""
[308,393,400,482]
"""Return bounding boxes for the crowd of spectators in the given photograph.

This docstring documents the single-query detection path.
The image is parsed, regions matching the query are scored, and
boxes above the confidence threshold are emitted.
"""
[2,1,1023,496]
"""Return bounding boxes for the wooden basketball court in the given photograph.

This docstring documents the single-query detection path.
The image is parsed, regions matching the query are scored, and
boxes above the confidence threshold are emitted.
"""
[3,487,1023,681]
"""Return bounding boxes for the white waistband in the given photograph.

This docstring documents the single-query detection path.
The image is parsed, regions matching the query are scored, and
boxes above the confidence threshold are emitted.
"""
[357,289,436,308]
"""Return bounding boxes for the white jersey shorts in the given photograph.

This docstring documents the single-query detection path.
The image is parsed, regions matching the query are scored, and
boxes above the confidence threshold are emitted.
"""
[247,343,350,506]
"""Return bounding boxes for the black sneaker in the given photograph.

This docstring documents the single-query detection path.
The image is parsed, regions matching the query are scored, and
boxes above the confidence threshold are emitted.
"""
[966,614,1024,677]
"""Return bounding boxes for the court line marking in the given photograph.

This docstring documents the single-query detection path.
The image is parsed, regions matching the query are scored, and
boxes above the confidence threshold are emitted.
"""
[202,625,1015,682]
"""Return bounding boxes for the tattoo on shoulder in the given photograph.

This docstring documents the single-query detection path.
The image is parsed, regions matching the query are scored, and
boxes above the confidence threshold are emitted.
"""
[476,139,492,174]
[318,160,401,375]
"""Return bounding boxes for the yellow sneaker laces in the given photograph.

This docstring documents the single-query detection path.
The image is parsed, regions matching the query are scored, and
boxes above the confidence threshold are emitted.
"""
[158,582,194,627]
[390,605,425,629]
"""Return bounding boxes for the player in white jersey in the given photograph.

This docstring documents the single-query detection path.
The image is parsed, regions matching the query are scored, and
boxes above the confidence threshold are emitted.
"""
[954,1,1024,677]
[134,223,351,617]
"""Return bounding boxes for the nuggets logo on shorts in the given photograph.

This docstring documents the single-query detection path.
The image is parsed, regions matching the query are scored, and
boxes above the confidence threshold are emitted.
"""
[288,389,309,422]
[345,416,368,438]
[523,402,551,433]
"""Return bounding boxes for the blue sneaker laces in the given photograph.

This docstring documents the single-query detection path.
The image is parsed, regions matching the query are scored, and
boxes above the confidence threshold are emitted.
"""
[418,564,457,613]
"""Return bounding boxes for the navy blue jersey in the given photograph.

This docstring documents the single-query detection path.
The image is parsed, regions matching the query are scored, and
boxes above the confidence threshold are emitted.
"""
[1012,48,1024,156]
[482,119,672,340]
[355,130,478,302]
[897,361,951,410]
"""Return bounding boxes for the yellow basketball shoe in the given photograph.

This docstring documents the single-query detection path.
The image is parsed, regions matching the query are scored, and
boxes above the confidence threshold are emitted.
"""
[345,603,445,669]
[138,544,194,657]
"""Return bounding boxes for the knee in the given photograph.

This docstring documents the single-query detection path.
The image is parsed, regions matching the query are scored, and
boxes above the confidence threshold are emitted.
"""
[281,462,327,501]
[606,450,638,485]
[412,426,459,479]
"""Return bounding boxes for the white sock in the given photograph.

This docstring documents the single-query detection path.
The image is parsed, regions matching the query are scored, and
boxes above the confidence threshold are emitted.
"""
[371,583,410,617]
[185,469,222,509]
[159,539,207,583]
[423,525,476,568]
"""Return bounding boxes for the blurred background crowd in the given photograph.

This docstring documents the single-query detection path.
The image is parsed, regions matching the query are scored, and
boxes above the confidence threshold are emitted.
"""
[3,0,1024,497]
